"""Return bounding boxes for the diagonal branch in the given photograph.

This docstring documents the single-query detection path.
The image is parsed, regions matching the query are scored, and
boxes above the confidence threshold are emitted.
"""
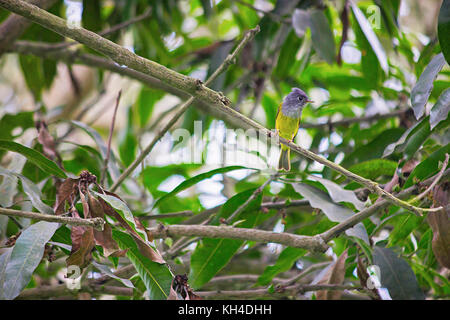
[0,0,442,216]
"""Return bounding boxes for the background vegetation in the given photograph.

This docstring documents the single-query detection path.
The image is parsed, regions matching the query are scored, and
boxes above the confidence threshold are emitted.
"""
[0,0,449,300]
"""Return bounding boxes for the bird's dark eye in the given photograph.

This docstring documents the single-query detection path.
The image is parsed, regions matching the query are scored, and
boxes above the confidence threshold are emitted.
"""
[298,96,303,101]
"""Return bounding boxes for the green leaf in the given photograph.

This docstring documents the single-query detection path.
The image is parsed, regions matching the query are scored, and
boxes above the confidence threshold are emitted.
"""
[351,2,388,74]
[93,191,148,242]
[0,168,53,214]
[153,166,252,208]
[373,246,425,300]
[388,214,423,246]
[411,53,446,120]
[18,55,45,101]
[292,183,368,243]
[70,121,120,179]
[258,247,306,286]
[343,128,405,167]
[82,0,102,32]
[0,112,34,157]
[309,9,336,64]
[348,159,397,181]
[92,261,134,288]
[438,0,450,65]
[135,87,164,128]
[0,248,13,300]
[404,144,450,188]
[1,222,59,300]
[112,230,172,300]
[0,140,66,178]
[430,88,450,129]
[383,116,434,159]
[189,189,263,289]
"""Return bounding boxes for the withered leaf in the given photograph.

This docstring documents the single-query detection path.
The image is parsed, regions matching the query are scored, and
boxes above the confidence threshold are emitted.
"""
[66,226,95,269]
[316,250,348,300]
[427,182,450,268]
[54,178,79,215]
[36,120,61,164]
[87,192,125,257]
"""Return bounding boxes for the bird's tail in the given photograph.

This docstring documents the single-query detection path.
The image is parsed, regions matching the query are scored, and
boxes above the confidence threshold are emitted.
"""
[278,147,290,171]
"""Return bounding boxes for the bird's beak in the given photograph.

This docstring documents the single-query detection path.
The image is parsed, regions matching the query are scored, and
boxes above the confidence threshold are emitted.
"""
[306,100,314,103]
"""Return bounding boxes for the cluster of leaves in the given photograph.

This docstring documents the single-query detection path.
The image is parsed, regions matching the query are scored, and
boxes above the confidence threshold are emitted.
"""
[0,0,449,300]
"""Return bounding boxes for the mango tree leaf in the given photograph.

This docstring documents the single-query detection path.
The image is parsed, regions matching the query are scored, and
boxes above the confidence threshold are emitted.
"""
[135,87,165,128]
[309,176,366,211]
[383,116,435,159]
[438,0,450,65]
[70,121,120,179]
[1,222,59,300]
[0,248,13,300]
[351,2,388,74]
[92,261,134,288]
[411,53,446,120]
[388,214,423,246]
[0,168,53,214]
[309,9,336,64]
[292,183,369,243]
[93,191,148,243]
[258,247,306,286]
[343,128,405,167]
[404,144,450,188]
[153,166,251,208]
[189,188,263,289]
[0,112,34,158]
[348,159,397,181]
[430,88,450,129]
[373,246,425,300]
[292,9,310,37]
[112,230,172,300]
[0,140,66,178]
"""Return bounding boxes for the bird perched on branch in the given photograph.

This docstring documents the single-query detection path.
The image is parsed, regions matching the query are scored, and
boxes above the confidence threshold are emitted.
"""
[275,88,313,171]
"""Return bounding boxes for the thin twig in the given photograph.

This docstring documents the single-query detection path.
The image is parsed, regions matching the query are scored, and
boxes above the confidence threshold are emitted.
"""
[109,25,260,192]
[196,283,361,299]
[300,109,409,129]
[0,207,104,231]
[226,174,276,223]
[320,168,450,242]
[101,89,122,185]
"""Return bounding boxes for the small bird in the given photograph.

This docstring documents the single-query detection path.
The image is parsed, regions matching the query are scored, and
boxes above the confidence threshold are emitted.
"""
[275,88,313,171]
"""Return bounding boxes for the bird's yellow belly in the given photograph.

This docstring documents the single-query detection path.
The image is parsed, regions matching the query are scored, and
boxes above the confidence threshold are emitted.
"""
[275,111,300,141]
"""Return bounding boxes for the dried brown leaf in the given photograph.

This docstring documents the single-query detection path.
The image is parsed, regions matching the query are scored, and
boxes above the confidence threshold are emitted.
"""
[316,250,348,300]
[54,178,79,215]
[88,192,124,257]
[36,120,61,164]
[427,182,450,268]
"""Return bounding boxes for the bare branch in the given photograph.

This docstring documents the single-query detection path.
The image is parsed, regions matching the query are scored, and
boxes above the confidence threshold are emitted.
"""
[149,224,328,252]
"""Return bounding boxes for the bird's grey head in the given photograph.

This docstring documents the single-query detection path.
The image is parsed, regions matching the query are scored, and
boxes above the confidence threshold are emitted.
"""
[281,88,311,118]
